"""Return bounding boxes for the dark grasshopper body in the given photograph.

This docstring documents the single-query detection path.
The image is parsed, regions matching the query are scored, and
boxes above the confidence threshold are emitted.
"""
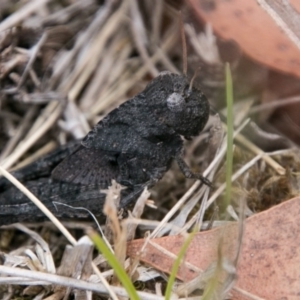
[0,72,210,225]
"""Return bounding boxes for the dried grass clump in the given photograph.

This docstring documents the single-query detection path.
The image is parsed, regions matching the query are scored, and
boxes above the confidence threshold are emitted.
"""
[0,0,299,299]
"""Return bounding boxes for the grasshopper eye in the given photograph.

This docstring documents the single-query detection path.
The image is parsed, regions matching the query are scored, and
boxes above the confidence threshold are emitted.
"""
[166,92,185,112]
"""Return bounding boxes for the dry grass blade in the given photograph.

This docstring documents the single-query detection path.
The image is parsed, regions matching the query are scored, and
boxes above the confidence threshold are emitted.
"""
[130,0,159,77]
[0,166,77,245]
[10,223,55,273]
[0,0,51,32]
[10,141,57,170]
[235,133,286,175]
[0,265,165,300]
[1,103,63,170]
[0,106,37,161]
[126,188,150,241]
[0,168,118,299]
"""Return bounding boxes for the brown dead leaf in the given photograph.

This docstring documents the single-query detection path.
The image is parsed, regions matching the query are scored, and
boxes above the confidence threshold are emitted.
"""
[187,0,300,78]
[127,197,300,299]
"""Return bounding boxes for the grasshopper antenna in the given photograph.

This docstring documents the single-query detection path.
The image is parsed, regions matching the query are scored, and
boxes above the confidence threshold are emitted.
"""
[189,67,200,92]
[180,12,187,76]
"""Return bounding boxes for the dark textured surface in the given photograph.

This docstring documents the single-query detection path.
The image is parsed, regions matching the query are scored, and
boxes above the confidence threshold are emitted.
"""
[0,72,210,225]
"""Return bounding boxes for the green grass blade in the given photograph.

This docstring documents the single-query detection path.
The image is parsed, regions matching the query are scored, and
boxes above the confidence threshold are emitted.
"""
[88,229,140,300]
[202,63,235,299]
[164,230,196,300]
[225,62,234,210]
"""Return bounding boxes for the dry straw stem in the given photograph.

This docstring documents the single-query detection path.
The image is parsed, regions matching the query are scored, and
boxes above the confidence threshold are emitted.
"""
[148,239,203,275]
[123,217,189,233]
[10,141,57,171]
[80,38,132,111]
[233,287,265,300]
[168,174,210,236]
[205,154,263,211]
[130,0,159,77]
[67,1,130,102]
[158,119,253,237]
[235,133,286,175]
[149,180,203,239]
[126,188,151,240]
[249,95,300,114]
[148,116,248,240]
[151,0,163,45]
[103,181,128,285]
[11,223,56,273]
[0,106,37,161]
[26,102,60,137]
[0,0,51,32]
[1,102,62,170]
[220,117,286,176]
[170,117,224,234]
[89,20,179,117]
[0,167,119,299]
[176,196,248,299]
[0,167,77,244]
[0,266,165,300]
[185,23,221,65]
[149,152,220,239]
[175,267,216,297]
[49,1,116,92]
[17,32,48,89]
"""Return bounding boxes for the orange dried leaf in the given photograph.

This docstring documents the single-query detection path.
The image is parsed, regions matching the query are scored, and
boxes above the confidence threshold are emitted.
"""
[127,197,300,299]
[187,0,300,78]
